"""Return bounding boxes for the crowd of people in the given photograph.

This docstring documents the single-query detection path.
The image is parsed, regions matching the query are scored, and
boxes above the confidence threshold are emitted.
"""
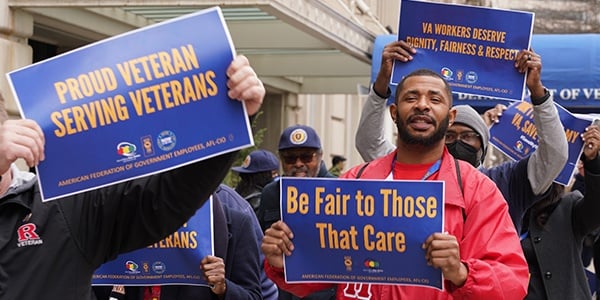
[1,20,598,300]
[259,40,600,300]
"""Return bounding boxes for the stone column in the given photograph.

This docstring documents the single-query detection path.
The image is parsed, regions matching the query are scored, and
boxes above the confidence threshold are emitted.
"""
[0,0,33,170]
[0,0,33,118]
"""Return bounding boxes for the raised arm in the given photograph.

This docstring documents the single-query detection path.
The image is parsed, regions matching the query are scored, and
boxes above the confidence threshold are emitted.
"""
[355,89,396,161]
[516,49,568,195]
[355,41,415,161]
[573,125,600,236]
[62,55,265,265]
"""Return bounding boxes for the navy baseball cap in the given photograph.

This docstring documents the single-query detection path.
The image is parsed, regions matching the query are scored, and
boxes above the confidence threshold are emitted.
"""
[231,149,279,173]
[278,125,322,150]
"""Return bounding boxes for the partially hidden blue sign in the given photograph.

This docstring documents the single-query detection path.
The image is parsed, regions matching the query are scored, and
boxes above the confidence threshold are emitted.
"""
[489,101,591,185]
[391,0,534,101]
[92,198,213,286]
[280,177,444,290]
[6,7,253,201]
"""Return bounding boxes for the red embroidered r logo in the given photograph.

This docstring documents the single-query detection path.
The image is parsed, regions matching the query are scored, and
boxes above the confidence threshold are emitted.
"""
[17,223,40,242]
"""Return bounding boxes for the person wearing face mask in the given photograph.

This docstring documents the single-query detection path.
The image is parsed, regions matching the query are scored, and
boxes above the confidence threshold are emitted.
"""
[445,105,490,167]
[355,40,568,233]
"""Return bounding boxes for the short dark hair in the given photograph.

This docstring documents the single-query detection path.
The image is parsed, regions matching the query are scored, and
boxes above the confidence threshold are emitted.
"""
[332,155,346,166]
[394,69,452,105]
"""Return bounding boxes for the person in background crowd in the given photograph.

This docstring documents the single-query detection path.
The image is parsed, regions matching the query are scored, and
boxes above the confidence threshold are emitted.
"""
[568,156,600,296]
[327,155,347,177]
[262,68,529,299]
[257,124,336,300]
[318,160,335,178]
[94,184,268,300]
[520,124,600,299]
[215,184,279,300]
[232,149,280,215]
[0,54,264,299]
[355,40,568,233]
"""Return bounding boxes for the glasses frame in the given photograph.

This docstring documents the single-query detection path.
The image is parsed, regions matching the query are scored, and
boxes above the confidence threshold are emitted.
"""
[445,131,480,144]
[280,151,318,164]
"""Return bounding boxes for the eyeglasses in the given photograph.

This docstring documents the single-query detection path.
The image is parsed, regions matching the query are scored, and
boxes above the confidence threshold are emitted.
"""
[445,131,480,144]
[280,152,317,164]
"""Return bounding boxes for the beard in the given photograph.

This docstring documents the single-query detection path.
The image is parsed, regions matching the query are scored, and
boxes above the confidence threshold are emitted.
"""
[396,111,450,147]
[286,166,316,177]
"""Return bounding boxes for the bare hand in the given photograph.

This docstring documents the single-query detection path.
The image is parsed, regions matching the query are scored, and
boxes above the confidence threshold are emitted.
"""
[515,49,545,98]
[0,119,45,174]
[261,220,295,268]
[482,104,508,127]
[201,255,226,295]
[582,124,600,161]
[422,232,468,287]
[373,41,416,96]
[226,55,265,116]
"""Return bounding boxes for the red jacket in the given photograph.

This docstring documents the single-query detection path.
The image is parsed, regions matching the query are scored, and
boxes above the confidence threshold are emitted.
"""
[265,149,528,299]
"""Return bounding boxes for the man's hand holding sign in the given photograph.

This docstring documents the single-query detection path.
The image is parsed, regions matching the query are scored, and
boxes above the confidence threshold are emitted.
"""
[7,7,260,201]
[263,178,444,289]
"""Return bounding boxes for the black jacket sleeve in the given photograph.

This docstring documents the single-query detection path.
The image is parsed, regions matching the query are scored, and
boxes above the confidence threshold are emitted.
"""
[60,150,238,266]
[573,154,600,237]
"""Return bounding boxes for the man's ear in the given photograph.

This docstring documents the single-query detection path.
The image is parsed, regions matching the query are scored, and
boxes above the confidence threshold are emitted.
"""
[389,103,398,123]
[448,107,457,125]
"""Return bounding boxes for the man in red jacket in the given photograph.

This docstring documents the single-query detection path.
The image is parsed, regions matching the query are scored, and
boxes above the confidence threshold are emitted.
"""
[261,68,528,299]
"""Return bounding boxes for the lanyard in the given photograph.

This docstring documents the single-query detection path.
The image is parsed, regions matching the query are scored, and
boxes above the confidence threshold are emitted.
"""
[385,158,441,180]
[520,231,529,241]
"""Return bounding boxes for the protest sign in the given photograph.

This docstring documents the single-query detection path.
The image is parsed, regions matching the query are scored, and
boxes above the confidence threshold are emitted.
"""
[92,198,213,286]
[391,0,534,101]
[6,7,253,201]
[281,177,444,290]
[489,101,591,185]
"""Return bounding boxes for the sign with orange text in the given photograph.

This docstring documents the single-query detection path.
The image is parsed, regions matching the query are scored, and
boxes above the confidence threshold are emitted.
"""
[93,198,213,286]
[489,101,591,185]
[281,177,444,290]
[391,0,534,101]
[6,7,253,201]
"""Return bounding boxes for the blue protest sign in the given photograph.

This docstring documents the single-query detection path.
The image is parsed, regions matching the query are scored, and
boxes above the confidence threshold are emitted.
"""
[6,7,253,201]
[391,0,533,101]
[489,101,590,185]
[280,177,444,290]
[92,198,213,286]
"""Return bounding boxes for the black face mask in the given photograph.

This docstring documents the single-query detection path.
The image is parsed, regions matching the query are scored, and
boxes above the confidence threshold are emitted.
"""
[447,141,481,167]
